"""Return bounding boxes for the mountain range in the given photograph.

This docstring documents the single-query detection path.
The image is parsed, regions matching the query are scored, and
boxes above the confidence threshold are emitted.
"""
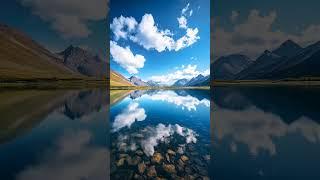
[173,74,210,86]
[0,23,106,81]
[212,39,320,80]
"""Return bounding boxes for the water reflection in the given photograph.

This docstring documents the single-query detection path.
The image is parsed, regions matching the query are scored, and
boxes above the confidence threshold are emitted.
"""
[0,89,109,180]
[212,87,320,179]
[110,90,210,179]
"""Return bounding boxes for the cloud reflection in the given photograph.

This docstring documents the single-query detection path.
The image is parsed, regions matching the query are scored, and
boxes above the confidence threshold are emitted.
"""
[112,102,147,132]
[142,91,209,111]
[17,130,108,180]
[116,123,198,156]
[214,102,320,156]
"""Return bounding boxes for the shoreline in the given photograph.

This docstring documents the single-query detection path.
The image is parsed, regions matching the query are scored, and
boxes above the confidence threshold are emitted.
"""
[110,86,210,90]
[0,79,108,89]
[212,80,320,87]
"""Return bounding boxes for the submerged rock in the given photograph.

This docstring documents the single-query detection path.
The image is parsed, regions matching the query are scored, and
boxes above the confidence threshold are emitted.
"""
[163,164,176,174]
[147,166,157,177]
[203,155,210,161]
[177,159,185,167]
[152,153,163,164]
[177,147,184,154]
[138,162,146,174]
[165,153,170,163]
[119,153,129,158]
[181,155,189,162]
[167,149,176,156]
[116,158,125,167]
[136,150,144,156]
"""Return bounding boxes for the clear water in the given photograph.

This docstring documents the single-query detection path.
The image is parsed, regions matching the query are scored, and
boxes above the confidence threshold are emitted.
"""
[212,86,320,180]
[110,89,211,179]
[0,89,109,180]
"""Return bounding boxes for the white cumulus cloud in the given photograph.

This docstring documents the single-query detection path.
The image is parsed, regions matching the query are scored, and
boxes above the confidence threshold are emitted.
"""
[110,15,137,40]
[110,13,200,52]
[20,0,108,38]
[177,16,188,29]
[132,14,175,52]
[110,41,145,74]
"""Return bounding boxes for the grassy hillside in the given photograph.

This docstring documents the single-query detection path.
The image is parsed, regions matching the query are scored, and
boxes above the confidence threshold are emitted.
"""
[0,24,84,81]
[110,69,134,87]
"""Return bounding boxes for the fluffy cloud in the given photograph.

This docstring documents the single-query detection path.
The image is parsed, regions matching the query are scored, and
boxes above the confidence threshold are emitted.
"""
[150,64,209,85]
[181,3,190,15]
[20,0,108,38]
[110,13,200,52]
[110,41,145,74]
[175,28,200,51]
[142,90,210,111]
[189,10,193,17]
[214,9,320,58]
[112,102,147,132]
[110,15,137,40]
[132,14,175,52]
[177,16,188,29]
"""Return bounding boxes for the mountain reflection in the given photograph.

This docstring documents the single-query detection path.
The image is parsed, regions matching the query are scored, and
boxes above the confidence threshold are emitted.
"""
[129,90,210,111]
[0,89,109,180]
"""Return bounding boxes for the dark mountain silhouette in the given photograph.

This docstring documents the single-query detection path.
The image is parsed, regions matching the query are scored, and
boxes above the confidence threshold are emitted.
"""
[58,45,106,78]
[212,54,252,80]
[129,76,149,86]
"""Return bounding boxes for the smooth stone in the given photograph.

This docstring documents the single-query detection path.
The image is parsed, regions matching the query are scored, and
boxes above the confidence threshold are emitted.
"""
[167,149,176,155]
[133,174,143,180]
[156,177,167,180]
[119,154,129,158]
[163,164,176,174]
[177,147,184,154]
[185,175,195,180]
[138,162,146,174]
[152,152,163,164]
[147,165,157,177]
[131,156,141,166]
[116,158,125,167]
[185,166,192,174]
[136,150,144,156]
[165,153,170,162]
[181,155,189,162]
[203,155,210,161]
[202,176,210,180]
[178,159,185,167]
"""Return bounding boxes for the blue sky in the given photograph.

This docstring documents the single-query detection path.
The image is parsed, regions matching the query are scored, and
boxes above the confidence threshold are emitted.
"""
[212,0,320,59]
[110,0,210,85]
[0,0,107,58]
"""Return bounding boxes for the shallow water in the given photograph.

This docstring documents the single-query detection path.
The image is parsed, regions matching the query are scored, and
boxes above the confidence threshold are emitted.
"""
[212,86,320,180]
[110,89,211,179]
[0,89,109,180]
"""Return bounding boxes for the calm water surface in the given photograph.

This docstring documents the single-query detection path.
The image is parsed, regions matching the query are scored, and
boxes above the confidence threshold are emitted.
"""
[110,89,211,179]
[0,89,109,180]
[212,86,320,180]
